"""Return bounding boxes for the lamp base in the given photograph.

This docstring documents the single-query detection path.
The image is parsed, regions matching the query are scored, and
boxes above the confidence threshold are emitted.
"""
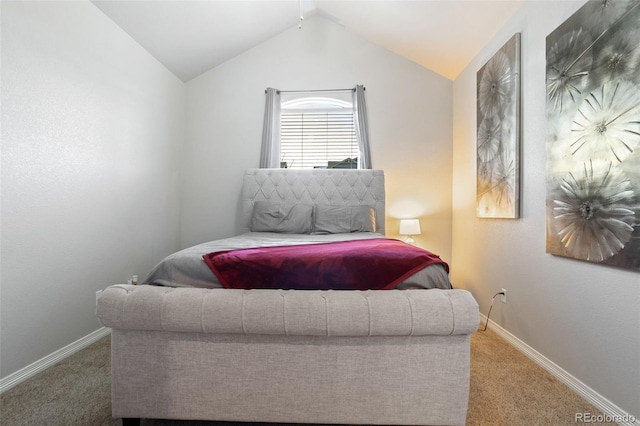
[402,236,416,245]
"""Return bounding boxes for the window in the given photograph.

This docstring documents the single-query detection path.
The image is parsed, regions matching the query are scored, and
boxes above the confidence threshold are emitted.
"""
[279,97,358,169]
[260,86,370,169]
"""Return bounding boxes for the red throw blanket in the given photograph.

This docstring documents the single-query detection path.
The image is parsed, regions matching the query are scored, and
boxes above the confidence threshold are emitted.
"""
[202,238,449,290]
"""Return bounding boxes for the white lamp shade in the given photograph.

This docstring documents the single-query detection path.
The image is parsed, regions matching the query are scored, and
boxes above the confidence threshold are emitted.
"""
[399,219,421,236]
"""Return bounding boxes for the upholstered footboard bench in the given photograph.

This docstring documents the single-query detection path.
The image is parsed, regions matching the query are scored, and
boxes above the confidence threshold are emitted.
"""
[96,284,479,426]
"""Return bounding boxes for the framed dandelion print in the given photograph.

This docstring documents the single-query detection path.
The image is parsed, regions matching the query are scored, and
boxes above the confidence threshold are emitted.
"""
[477,33,521,218]
[546,0,640,271]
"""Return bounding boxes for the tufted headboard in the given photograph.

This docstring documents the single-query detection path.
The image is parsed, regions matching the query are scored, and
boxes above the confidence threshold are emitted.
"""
[240,168,386,235]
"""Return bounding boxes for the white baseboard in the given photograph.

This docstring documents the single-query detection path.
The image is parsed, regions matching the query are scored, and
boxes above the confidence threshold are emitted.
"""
[480,314,639,426]
[0,327,111,394]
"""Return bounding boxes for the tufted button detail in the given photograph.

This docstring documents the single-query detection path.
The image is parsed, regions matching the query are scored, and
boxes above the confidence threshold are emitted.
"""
[239,169,386,234]
[96,285,480,336]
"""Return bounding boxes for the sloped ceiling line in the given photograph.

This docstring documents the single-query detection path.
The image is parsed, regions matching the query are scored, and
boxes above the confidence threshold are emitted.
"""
[91,0,523,82]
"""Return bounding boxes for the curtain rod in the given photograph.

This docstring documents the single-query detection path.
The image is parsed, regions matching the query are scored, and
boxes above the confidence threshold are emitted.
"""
[265,87,364,94]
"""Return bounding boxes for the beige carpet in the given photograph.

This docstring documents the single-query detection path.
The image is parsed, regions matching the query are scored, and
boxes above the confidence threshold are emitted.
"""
[467,328,614,425]
[0,328,613,425]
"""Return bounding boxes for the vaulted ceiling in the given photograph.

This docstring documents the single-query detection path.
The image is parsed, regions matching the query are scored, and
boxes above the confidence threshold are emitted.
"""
[92,0,524,82]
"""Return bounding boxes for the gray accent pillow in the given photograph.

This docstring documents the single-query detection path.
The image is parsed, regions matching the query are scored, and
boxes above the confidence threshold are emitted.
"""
[313,205,376,234]
[249,202,313,234]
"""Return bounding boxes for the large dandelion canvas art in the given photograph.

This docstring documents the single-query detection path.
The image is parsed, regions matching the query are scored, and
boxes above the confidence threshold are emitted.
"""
[477,33,521,218]
[546,0,640,271]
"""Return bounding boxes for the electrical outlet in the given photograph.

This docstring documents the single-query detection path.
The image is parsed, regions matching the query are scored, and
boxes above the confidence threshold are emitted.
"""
[501,288,507,304]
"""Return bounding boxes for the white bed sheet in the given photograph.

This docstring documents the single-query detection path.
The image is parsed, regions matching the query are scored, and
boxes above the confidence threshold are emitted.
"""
[144,232,451,290]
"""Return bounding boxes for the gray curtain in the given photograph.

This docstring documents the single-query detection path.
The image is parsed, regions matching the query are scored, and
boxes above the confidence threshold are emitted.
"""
[259,88,281,168]
[353,85,372,169]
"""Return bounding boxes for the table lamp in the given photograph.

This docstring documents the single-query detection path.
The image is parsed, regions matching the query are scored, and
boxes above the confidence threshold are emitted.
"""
[399,219,421,245]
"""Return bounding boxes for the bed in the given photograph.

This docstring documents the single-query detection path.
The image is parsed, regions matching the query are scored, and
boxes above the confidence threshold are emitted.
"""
[96,168,479,426]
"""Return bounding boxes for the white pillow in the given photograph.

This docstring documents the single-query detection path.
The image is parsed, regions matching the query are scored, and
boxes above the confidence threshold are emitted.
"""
[249,202,313,234]
[313,205,376,234]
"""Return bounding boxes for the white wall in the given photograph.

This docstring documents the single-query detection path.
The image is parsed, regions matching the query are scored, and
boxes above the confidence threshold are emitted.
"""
[452,0,640,418]
[0,1,185,378]
[182,15,453,261]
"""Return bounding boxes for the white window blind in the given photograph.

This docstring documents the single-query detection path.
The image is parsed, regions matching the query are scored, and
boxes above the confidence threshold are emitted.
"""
[280,98,358,169]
